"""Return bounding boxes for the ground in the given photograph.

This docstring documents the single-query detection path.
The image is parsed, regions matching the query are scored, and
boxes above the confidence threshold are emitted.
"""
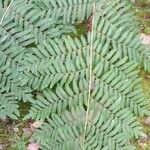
[135,71,150,150]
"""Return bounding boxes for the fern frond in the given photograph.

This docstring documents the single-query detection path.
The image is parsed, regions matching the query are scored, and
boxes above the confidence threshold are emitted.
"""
[92,0,142,63]
[0,92,19,119]
[0,37,32,119]
[24,1,149,149]
[30,0,96,24]
[0,0,149,149]
[23,32,147,115]
[0,0,76,46]
[26,35,146,149]
[32,107,137,150]
[24,78,89,121]
[0,37,26,91]
[142,45,150,71]
[20,35,88,90]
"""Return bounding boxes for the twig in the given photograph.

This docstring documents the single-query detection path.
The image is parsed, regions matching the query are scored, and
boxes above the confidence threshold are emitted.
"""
[0,143,11,150]
[83,1,96,149]
[0,0,14,25]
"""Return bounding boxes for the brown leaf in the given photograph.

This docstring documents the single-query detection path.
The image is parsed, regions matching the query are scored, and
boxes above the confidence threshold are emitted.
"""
[139,133,149,143]
[86,16,93,32]
[138,141,147,149]
[23,127,32,136]
[144,75,150,80]
[0,144,4,149]
[0,144,10,149]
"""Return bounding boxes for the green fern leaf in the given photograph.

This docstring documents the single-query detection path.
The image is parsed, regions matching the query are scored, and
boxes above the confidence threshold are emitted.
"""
[0,0,149,149]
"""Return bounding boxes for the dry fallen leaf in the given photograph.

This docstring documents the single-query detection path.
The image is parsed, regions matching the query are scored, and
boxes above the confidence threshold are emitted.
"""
[138,140,147,149]
[0,144,10,149]
[23,127,32,136]
[145,75,150,80]
[0,144,4,149]
[27,143,40,150]
[140,33,150,45]
[139,133,149,143]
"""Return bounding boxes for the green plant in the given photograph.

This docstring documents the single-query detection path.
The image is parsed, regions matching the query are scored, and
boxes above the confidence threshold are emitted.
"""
[0,0,150,149]
[142,45,150,71]
[10,133,28,150]
[133,0,150,34]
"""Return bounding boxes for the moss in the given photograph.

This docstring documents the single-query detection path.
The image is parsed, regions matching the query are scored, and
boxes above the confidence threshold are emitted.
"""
[135,116,150,150]
[134,0,150,34]
[134,70,150,150]
[0,121,16,150]
[0,120,30,150]
[140,71,150,101]
[0,122,10,143]
[66,21,88,38]
[18,101,31,120]
[135,143,150,150]
[0,103,30,150]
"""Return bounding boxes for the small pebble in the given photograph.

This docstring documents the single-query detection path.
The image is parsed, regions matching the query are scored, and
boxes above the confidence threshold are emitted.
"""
[27,143,40,150]
[13,127,19,132]
[138,141,147,149]
[145,75,150,80]
[144,117,150,126]
[139,133,149,143]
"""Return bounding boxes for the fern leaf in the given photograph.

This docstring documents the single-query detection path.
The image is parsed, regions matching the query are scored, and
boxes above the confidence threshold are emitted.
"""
[0,0,149,149]
[0,92,19,119]
[0,0,76,46]
[27,27,146,150]
[0,37,32,119]
[142,45,150,71]
[30,0,96,23]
